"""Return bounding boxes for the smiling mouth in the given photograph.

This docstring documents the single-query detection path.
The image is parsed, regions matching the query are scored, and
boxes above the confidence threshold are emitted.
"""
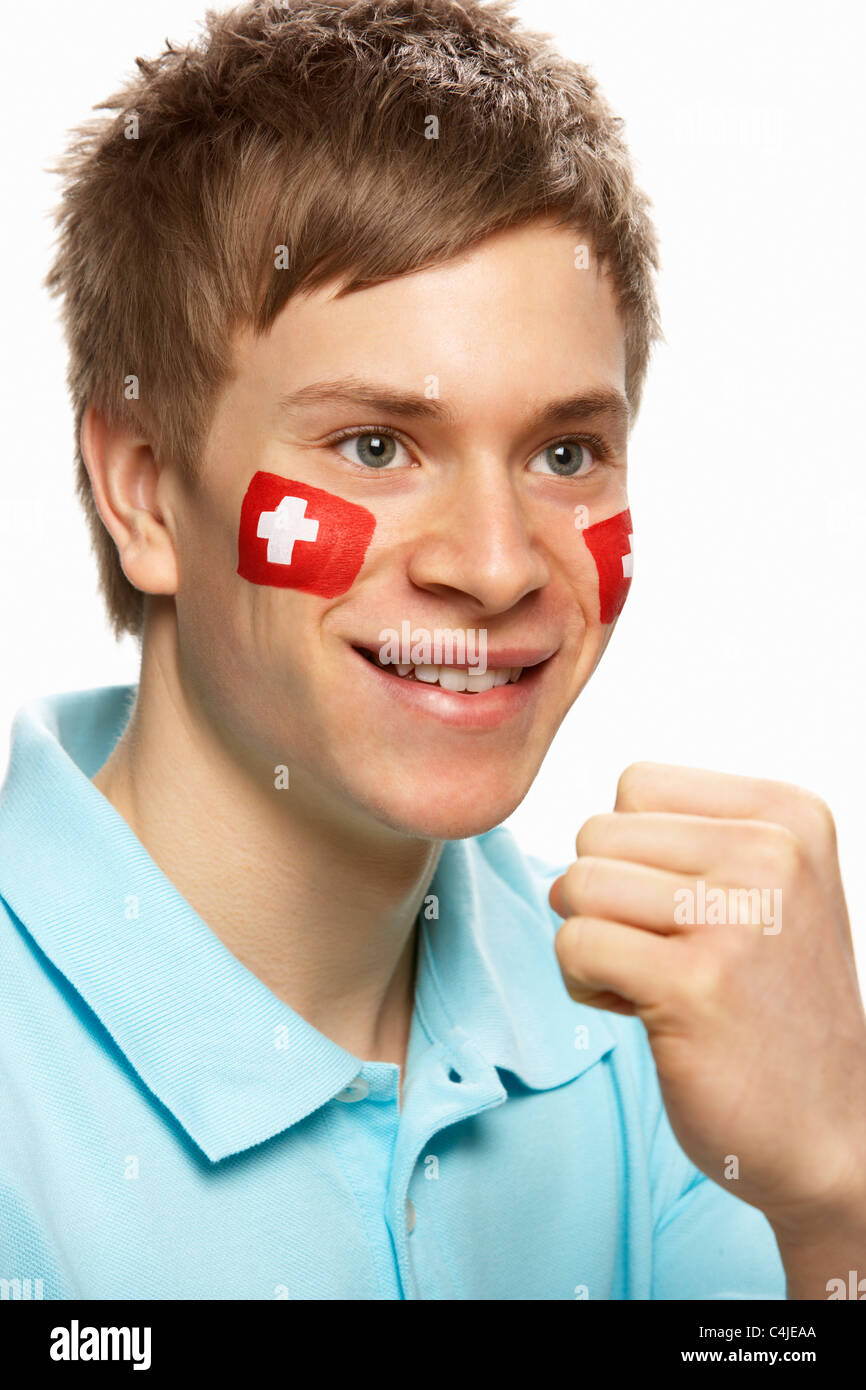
[353,646,545,692]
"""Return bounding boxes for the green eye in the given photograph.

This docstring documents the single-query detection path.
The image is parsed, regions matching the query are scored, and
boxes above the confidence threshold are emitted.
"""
[528,441,593,477]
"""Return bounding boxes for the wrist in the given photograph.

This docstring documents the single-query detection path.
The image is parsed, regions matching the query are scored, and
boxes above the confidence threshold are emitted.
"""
[767,1174,866,1299]
[766,1122,866,1244]
[769,1185,866,1250]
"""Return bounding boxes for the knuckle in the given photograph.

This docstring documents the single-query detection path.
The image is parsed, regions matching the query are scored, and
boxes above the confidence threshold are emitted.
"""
[616,760,669,811]
[799,789,837,849]
[575,814,611,857]
[758,781,837,853]
[616,762,648,807]
[554,916,586,976]
[680,949,725,1005]
[560,860,583,907]
[562,856,603,913]
[758,823,805,881]
[572,855,600,900]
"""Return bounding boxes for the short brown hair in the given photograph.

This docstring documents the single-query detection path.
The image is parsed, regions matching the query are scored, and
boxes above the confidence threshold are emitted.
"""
[45,0,662,639]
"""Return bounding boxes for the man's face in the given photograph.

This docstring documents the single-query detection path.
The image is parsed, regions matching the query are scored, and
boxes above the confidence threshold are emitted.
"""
[169,220,629,838]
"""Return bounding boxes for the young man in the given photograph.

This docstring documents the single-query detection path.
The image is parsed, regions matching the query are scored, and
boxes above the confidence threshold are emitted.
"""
[1,0,863,1301]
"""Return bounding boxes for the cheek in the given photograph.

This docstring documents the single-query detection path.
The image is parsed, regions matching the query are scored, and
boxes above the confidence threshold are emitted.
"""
[579,507,633,623]
[236,470,376,597]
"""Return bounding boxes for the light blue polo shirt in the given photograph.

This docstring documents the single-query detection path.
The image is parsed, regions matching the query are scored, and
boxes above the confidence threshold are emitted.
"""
[0,685,787,1300]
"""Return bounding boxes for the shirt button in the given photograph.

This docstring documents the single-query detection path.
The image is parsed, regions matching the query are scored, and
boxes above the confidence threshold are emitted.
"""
[406,1197,417,1232]
[335,1076,370,1103]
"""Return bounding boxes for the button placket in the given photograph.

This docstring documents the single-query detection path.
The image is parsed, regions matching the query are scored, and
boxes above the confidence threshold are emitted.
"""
[334,1075,370,1103]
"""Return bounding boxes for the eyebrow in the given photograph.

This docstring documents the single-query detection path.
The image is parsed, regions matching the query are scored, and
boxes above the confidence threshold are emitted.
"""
[276,377,631,434]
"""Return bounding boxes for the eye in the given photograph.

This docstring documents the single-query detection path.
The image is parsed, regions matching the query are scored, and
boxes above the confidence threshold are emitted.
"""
[334,431,413,470]
[527,439,598,478]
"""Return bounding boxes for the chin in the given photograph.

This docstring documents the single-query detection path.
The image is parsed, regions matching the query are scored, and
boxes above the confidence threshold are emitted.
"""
[360,771,535,841]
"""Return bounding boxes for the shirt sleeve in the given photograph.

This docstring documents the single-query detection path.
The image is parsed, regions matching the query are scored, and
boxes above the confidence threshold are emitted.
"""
[649,1095,788,1300]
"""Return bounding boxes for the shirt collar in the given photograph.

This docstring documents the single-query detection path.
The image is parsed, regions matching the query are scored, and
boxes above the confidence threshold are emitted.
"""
[414,834,617,1091]
[0,685,615,1162]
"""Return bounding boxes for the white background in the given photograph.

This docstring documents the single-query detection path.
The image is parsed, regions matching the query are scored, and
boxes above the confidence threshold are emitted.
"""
[1,1,864,975]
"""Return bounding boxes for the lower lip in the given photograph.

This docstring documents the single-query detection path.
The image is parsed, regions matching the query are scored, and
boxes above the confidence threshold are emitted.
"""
[350,648,552,730]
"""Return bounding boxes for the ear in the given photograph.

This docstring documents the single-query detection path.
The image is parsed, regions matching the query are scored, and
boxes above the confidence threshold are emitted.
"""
[80,402,179,597]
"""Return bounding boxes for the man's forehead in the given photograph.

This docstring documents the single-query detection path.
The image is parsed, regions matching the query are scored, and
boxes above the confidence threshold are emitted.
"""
[242,221,621,344]
[227,222,627,423]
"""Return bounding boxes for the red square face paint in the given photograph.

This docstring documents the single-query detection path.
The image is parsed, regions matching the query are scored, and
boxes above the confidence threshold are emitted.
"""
[581,508,633,623]
[237,471,376,597]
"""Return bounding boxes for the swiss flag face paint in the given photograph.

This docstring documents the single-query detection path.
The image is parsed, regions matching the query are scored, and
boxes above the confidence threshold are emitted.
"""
[237,471,376,597]
[581,508,633,623]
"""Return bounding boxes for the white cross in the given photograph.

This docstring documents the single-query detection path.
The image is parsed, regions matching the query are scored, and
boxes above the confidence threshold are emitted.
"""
[256,495,319,565]
[622,532,634,579]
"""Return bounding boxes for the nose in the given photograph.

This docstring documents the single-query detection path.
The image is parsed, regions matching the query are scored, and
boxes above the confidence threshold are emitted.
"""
[406,457,550,615]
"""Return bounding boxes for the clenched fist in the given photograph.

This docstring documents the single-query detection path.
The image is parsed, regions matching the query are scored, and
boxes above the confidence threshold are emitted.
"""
[550,761,866,1281]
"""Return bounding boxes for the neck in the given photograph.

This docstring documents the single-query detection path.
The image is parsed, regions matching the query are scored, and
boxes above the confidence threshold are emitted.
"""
[91,605,442,1065]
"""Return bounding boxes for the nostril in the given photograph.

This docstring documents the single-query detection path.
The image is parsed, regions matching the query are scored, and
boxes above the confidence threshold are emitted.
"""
[447,1067,462,1083]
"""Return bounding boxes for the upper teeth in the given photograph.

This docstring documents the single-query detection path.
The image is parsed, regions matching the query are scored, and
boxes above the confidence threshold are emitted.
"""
[387,662,522,691]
